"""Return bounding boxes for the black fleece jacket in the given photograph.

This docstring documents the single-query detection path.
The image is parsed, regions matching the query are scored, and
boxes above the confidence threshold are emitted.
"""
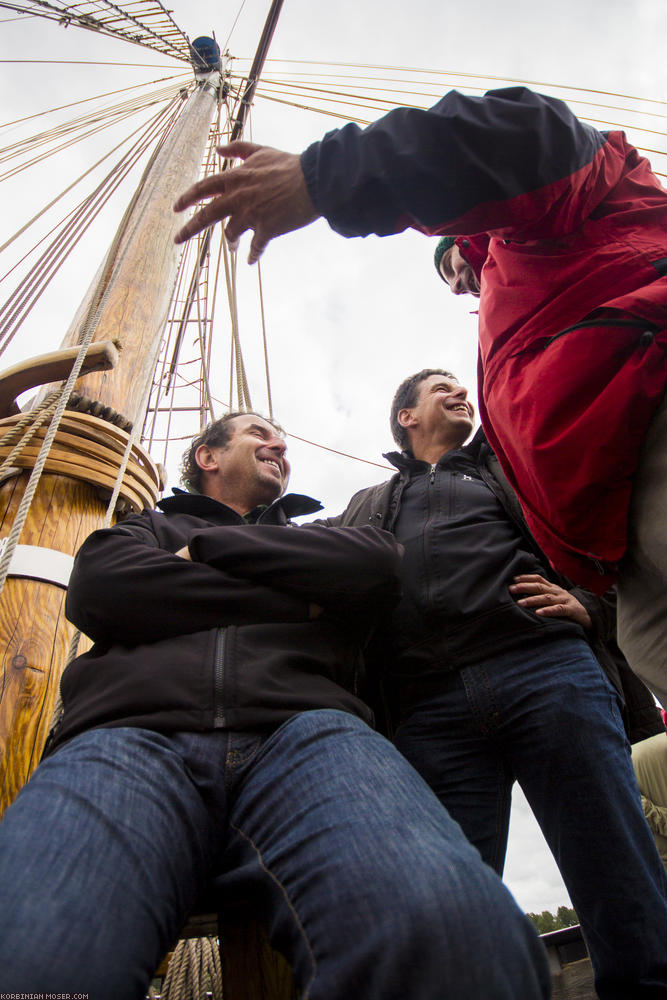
[320,431,661,742]
[49,490,402,752]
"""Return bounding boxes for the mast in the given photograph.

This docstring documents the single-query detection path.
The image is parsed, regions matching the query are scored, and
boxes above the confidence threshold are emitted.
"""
[0,0,287,814]
[0,39,223,812]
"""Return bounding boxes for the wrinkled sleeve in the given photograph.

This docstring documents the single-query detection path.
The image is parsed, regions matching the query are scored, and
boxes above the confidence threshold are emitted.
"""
[188,523,403,614]
[66,516,310,646]
[570,585,616,642]
[301,86,612,241]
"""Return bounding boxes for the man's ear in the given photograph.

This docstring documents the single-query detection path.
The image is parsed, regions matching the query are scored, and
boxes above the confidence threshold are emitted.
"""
[194,443,219,474]
[398,407,417,430]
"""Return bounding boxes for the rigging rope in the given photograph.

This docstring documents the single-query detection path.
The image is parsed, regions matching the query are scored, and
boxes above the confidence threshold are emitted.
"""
[0,91,188,256]
[0,1,191,62]
[0,73,188,131]
[160,936,222,1000]
[257,58,667,108]
[0,95,183,357]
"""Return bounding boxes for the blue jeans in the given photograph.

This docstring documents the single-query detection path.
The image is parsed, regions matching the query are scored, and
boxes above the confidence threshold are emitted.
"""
[0,709,550,999]
[393,638,667,1000]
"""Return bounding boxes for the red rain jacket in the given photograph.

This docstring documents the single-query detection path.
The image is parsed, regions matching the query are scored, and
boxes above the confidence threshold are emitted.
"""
[301,86,667,591]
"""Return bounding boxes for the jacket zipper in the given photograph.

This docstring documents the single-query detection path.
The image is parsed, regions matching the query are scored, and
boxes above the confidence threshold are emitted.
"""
[213,627,226,728]
[544,316,656,348]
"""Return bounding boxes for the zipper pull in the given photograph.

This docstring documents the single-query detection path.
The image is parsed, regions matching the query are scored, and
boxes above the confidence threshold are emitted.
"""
[430,463,436,485]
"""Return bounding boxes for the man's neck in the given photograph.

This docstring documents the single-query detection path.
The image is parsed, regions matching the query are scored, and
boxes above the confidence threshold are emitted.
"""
[409,436,465,465]
[202,484,258,516]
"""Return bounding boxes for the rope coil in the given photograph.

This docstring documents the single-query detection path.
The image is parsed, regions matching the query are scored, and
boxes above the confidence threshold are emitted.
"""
[0,410,162,514]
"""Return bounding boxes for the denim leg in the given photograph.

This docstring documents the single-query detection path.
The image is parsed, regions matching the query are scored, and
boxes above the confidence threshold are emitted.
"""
[0,727,238,998]
[392,640,667,997]
[394,670,513,874]
[216,709,551,1000]
[494,639,667,999]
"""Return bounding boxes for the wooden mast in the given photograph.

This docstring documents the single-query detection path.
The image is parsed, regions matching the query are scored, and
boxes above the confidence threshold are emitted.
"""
[0,42,222,812]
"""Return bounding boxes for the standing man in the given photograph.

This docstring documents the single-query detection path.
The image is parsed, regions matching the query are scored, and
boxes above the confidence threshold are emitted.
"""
[172,86,667,706]
[320,369,667,1000]
[0,410,551,1000]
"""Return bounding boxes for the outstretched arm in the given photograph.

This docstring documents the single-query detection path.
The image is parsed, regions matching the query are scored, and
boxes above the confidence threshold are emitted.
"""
[173,141,319,262]
[174,88,614,258]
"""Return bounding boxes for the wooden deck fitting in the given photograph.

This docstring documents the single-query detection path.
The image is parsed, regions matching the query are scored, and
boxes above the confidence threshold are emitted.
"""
[0,341,119,417]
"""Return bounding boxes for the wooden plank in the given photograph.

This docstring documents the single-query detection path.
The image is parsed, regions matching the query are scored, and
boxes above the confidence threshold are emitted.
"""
[219,915,298,1000]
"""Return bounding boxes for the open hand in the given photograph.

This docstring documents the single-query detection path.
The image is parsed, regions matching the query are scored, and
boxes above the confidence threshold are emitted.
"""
[173,141,319,263]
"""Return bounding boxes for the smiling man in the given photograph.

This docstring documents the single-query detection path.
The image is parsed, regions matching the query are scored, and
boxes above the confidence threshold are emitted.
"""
[321,369,667,1000]
[173,85,667,712]
[0,409,553,1000]
[434,238,480,297]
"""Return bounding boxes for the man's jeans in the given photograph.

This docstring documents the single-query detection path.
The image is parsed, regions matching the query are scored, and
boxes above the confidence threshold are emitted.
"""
[394,638,667,1000]
[0,709,550,999]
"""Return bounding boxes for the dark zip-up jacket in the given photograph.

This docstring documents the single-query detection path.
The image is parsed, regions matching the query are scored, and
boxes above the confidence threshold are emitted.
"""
[50,490,402,752]
[320,431,661,742]
[301,86,667,592]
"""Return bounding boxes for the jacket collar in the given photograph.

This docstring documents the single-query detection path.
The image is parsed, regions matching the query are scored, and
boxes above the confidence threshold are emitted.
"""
[383,427,487,476]
[158,488,323,524]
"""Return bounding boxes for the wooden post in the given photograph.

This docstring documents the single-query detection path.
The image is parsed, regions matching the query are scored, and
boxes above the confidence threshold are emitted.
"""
[0,63,220,814]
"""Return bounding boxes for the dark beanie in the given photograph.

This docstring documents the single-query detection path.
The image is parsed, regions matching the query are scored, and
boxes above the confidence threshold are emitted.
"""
[434,236,457,279]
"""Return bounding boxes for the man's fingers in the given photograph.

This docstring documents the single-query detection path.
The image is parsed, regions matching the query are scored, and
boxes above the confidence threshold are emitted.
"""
[173,173,228,212]
[174,200,225,244]
[216,140,263,161]
[247,231,269,264]
[535,603,567,617]
[509,581,548,595]
[174,213,207,245]
[175,189,254,245]
[223,208,254,247]
[516,593,551,607]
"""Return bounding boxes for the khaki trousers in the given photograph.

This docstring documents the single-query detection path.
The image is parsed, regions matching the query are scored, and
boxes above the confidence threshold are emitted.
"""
[618,391,667,709]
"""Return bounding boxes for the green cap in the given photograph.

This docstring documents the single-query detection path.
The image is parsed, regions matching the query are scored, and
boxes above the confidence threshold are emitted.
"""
[434,236,457,279]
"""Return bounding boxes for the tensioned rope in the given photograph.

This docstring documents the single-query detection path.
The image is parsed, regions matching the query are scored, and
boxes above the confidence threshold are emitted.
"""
[0,73,188,130]
[1,105,183,750]
[150,380,394,473]
[0,94,184,358]
[251,73,667,132]
[3,55,665,487]
[0,88,176,594]
[0,89,190,256]
[250,70,667,122]
[0,58,184,68]
[256,58,667,108]
[250,82,666,175]
[0,82,188,180]
[144,98,234,461]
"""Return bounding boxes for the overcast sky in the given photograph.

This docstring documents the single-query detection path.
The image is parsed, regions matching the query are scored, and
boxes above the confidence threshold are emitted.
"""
[1,0,665,915]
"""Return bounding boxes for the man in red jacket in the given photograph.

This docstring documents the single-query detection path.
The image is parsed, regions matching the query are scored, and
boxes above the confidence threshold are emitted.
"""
[173,86,667,709]
[0,410,551,1000]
